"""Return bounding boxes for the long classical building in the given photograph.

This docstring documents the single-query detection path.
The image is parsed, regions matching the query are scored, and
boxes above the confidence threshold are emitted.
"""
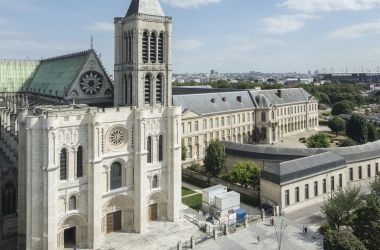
[224,141,380,214]
[175,88,319,163]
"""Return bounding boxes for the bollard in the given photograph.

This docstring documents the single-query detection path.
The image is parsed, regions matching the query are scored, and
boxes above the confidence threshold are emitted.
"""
[191,236,195,249]
[225,224,229,236]
[177,241,182,250]
[244,217,248,228]
[213,228,217,240]
[261,208,265,221]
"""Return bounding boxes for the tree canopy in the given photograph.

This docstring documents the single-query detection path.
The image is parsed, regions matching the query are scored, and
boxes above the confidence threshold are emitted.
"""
[346,114,369,144]
[321,186,363,231]
[228,161,261,190]
[328,117,346,137]
[307,133,330,148]
[204,139,226,177]
[331,101,354,116]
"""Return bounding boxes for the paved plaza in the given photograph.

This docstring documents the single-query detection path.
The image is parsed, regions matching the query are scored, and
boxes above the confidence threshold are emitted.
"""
[99,205,206,250]
[196,217,323,250]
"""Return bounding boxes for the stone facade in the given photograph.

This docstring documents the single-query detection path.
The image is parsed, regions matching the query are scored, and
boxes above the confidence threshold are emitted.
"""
[2,1,181,249]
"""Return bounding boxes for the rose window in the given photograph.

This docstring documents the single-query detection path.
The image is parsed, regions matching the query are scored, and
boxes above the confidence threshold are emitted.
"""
[107,126,127,148]
[79,71,104,96]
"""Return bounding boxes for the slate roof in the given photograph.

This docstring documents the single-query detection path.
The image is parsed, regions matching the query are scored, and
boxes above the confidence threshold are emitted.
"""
[173,91,254,115]
[250,88,314,108]
[126,0,165,17]
[261,152,346,185]
[224,140,380,185]
[0,60,39,92]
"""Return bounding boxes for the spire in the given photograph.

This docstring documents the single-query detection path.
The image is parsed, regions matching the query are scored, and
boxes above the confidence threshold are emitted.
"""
[126,0,165,17]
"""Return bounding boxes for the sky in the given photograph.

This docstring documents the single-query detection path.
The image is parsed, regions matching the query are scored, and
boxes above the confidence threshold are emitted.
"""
[1,0,380,74]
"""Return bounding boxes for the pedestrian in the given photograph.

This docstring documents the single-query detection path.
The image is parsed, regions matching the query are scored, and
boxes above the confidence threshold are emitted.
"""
[271,217,274,226]
[257,236,260,244]
[305,226,308,235]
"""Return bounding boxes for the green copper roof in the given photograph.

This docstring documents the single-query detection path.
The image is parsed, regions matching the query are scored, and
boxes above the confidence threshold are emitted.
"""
[0,60,39,92]
[28,50,91,98]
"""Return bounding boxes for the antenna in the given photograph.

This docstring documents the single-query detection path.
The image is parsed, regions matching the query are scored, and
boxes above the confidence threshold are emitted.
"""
[91,36,94,49]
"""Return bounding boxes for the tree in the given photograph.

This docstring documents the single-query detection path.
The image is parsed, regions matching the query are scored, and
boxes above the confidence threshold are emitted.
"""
[339,138,357,147]
[306,133,330,148]
[367,123,379,142]
[321,186,363,231]
[204,139,226,177]
[181,144,187,161]
[228,161,261,189]
[324,230,367,250]
[331,101,353,116]
[328,117,346,137]
[352,195,380,250]
[370,178,380,197]
[346,114,368,144]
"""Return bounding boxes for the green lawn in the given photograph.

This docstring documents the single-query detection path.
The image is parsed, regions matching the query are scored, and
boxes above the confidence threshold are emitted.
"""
[182,187,196,197]
[182,193,202,210]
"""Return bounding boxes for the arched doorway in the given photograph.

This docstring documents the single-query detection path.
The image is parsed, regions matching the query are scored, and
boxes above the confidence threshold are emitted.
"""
[57,214,87,249]
[102,195,134,234]
[148,192,167,221]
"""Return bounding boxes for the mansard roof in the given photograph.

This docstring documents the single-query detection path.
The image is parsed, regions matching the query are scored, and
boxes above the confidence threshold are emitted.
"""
[261,152,346,185]
[126,0,165,17]
[224,140,380,185]
[0,60,39,92]
[250,88,315,107]
[173,91,254,115]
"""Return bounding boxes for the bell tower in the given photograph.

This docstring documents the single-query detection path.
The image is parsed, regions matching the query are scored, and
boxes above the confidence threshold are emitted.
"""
[114,0,173,108]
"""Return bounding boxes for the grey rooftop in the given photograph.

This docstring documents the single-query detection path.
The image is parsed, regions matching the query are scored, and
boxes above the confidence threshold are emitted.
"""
[126,0,165,17]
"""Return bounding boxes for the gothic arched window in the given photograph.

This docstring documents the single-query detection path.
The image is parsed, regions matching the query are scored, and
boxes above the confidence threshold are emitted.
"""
[158,33,164,63]
[77,146,83,178]
[261,112,266,122]
[145,74,151,104]
[150,32,157,63]
[147,136,152,163]
[110,162,122,190]
[60,148,68,180]
[156,74,163,104]
[152,175,158,189]
[1,183,16,216]
[69,196,77,210]
[142,31,149,63]
[158,134,163,162]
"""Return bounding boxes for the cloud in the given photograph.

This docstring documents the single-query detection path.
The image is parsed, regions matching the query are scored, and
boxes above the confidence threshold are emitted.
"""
[174,39,204,50]
[280,0,380,13]
[262,14,317,34]
[162,0,221,8]
[329,20,380,39]
[88,22,114,32]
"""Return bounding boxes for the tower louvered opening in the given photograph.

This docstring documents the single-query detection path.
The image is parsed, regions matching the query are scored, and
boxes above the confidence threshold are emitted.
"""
[150,33,157,63]
[156,74,163,104]
[158,33,164,63]
[145,74,151,104]
[142,31,149,63]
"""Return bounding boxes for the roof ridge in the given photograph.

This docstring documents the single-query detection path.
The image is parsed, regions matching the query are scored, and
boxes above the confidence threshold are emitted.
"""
[41,49,92,63]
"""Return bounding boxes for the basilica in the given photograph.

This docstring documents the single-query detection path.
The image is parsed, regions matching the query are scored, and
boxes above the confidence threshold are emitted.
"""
[1,0,181,249]
[0,0,320,249]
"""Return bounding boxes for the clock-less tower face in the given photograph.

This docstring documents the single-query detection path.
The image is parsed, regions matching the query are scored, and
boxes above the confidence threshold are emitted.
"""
[79,71,104,96]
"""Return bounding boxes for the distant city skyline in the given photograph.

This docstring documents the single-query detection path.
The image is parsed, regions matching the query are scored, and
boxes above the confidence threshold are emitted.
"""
[1,0,380,74]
